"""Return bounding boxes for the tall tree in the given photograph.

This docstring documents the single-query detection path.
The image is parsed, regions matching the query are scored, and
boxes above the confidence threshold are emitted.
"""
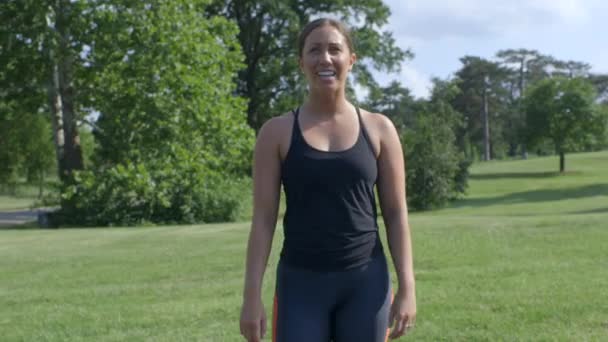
[525,77,607,172]
[1,0,84,182]
[495,49,553,157]
[551,60,591,79]
[452,56,508,161]
[588,73,608,103]
[496,49,545,99]
[205,0,412,131]
[364,80,418,131]
[45,0,85,180]
[84,0,252,175]
[55,0,255,226]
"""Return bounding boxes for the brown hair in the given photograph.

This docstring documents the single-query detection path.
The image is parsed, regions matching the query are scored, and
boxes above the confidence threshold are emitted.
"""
[297,18,354,57]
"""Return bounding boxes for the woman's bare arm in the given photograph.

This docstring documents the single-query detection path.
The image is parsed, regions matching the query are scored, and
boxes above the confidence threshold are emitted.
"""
[374,114,416,338]
[240,118,283,341]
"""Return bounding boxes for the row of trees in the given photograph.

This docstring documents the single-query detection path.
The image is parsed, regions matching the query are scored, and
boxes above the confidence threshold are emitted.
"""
[2,1,607,225]
[2,0,254,225]
[365,51,608,174]
[452,52,607,166]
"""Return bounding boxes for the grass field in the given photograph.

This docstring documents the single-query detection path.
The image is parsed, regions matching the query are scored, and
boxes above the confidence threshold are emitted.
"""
[1,151,607,341]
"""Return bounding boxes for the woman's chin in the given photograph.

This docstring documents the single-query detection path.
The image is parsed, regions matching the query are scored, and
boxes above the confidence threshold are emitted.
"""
[313,80,341,91]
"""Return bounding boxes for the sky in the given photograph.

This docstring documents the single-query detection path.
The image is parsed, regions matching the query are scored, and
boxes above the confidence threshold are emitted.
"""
[377,0,608,99]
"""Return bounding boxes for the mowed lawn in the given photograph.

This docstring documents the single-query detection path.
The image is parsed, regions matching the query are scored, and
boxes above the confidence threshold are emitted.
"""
[1,151,607,341]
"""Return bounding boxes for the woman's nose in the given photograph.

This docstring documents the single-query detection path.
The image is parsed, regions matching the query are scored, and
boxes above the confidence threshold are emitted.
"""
[318,50,331,64]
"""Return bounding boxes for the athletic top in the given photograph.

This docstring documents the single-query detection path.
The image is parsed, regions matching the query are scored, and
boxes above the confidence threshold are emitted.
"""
[280,106,383,271]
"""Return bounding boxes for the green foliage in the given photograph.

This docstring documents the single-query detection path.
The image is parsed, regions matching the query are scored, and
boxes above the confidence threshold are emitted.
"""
[85,1,253,174]
[365,78,469,210]
[525,77,607,155]
[0,104,55,194]
[20,114,56,183]
[403,99,468,210]
[58,158,248,227]
[451,56,512,160]
[206,0,412,130]
[48,0,254,226]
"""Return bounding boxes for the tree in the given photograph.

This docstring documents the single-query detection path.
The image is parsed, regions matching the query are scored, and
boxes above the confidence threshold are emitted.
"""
[205,0,412,131]
[55,0,254,226]
[364,78,469,210]
[496,49,553,157]
[588,73,608,104]
[525,77,607,172]
[364,80,418,131]
[452,56,509,161]
[551,60,591,79]
[1,0,84,182]
[402,79,468,210]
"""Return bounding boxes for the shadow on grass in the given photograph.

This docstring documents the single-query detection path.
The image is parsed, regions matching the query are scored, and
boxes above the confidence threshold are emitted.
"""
[570,207,608,215]
[0,221,40,230]
[452,183,608,208]
[470,171,567,180]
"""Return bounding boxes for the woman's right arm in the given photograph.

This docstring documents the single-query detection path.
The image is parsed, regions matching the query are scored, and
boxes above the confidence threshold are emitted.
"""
[240,118,283,342]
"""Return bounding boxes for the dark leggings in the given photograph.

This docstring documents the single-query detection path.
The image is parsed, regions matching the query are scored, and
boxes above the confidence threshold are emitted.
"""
[272,255,392,342]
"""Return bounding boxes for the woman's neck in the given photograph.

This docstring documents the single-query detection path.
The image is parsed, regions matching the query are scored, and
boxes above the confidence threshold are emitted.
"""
[304,88,352,118]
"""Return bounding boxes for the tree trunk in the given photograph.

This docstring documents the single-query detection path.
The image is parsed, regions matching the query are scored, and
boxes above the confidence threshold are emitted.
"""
[46,1,83,182]
[48,57,66,180]
[482,81,491,161]
[57,11,83,174]
[519,59,528,160]
[559,151,565,173]
[521,144,528,159]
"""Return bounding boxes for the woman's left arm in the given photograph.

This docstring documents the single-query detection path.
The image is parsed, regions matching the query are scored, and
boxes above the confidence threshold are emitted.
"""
[374,114,416,339]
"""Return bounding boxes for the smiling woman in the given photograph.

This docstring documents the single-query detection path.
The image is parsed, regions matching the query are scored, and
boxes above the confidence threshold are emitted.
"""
[297,20,355,92]
[240,18,416,342]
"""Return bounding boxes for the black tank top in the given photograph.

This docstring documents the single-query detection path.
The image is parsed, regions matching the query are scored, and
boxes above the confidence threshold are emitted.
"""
[280,106,383,271]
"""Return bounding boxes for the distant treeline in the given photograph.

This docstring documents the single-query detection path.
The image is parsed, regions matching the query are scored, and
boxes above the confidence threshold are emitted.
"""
[1,1,606,225]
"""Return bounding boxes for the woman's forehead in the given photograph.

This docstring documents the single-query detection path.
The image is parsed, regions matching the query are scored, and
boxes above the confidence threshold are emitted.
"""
[305,26,346,45]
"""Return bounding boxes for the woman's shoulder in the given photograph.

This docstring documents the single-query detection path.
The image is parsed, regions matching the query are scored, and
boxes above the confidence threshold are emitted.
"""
[258,111,295,139]
[358,107,396,133]
[257,112,296,160]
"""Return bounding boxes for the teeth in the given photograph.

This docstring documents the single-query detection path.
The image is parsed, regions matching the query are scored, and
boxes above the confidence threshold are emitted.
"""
[318,71,336,77]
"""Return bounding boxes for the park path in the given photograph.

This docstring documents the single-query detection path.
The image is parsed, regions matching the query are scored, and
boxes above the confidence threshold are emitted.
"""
[0,209,43,227]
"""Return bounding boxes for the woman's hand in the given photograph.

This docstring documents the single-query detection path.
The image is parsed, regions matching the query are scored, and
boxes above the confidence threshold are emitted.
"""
[240,297,267,342]
[388,289,416,339]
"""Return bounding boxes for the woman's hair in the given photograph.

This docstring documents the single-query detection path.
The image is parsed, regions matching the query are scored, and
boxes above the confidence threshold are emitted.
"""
[297,18,354,57]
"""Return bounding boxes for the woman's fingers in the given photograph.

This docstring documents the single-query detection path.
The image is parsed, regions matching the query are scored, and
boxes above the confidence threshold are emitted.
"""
[260,311,267,339]
[389,314,416,339]
[389,313,407,339]
[240,319,259,341]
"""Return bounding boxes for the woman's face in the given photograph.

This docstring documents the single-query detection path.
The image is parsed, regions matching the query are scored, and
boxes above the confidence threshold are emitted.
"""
[299,25,356,92]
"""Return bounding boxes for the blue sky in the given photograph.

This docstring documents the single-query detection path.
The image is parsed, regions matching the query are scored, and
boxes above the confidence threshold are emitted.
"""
[377,0,608,99]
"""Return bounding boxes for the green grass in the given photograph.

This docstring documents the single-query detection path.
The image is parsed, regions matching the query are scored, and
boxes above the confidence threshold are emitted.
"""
[1,151,607,341]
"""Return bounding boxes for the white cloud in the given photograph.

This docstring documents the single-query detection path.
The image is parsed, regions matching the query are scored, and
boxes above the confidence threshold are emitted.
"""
[381,64,432,99]
[369,1,608,101]
[384,0,602,41]
[399,65,432,99]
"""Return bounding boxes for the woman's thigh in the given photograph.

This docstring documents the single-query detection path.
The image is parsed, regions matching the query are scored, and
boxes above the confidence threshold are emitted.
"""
[333,256,392,342]
[273,260,336,342]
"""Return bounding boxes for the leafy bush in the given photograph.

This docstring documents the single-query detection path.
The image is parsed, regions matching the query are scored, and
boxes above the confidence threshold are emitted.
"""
[58,159,249,227]
[402,80,470,211]
[404,114,468,210]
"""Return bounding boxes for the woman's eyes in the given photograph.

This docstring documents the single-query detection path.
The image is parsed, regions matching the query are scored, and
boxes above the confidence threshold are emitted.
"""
[309,47,341,53]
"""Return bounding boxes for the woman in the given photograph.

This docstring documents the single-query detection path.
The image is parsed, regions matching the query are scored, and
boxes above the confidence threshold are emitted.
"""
[240,18,416,342]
